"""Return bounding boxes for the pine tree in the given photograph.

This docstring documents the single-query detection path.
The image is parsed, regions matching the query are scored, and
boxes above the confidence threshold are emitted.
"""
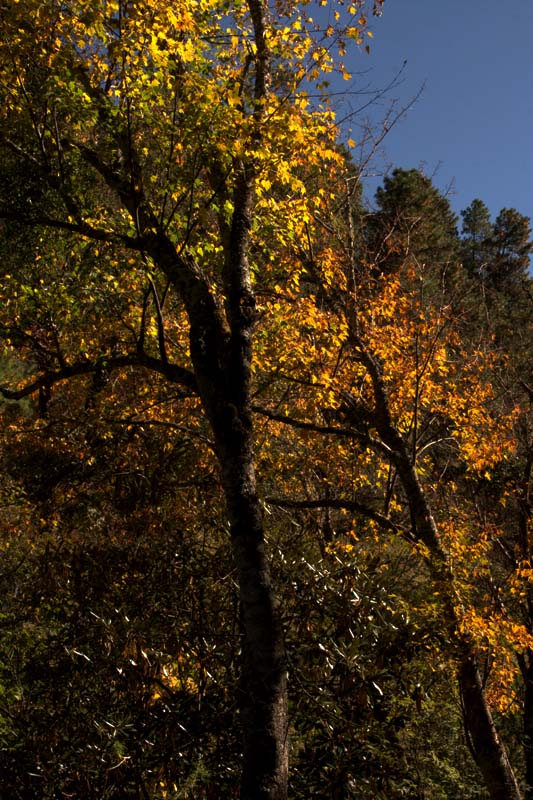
[461,198,493,276]
[487,207,532,289]
[368,168,459,276]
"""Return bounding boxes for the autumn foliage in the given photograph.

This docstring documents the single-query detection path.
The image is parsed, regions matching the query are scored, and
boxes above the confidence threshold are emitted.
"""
[0,0,532,798]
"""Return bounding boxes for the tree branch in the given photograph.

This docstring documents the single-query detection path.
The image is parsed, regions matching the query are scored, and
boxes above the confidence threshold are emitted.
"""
[264,495,404,534]
[0,208,140,248]
[252,405,355,437]
[0,353,197,401]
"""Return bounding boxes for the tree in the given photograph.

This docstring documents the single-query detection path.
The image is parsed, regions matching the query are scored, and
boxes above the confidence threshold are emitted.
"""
[461,198,493,276]
[252,163,525,797]
[457,258,533,797]
[461,201,532,290]
[487,208,532,289]
[0,0,381,796]
[367,167,459,276]
[3,2,532,797]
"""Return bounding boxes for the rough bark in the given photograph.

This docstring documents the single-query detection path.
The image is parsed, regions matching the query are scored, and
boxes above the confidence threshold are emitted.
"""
[217,418,288,800]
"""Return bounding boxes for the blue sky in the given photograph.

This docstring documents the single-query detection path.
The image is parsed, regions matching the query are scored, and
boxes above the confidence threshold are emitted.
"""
[340,0,533,227]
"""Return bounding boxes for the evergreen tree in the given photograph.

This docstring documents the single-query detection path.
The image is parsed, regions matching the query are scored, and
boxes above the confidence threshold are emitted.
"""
[460,198,493,276]
[368,168,459,275]
[487,207,532,289]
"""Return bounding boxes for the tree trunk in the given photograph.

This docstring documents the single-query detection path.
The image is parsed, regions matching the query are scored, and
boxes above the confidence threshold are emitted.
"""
[460,656,522,800]
[184,286,289,799]
[143,224,289,797]
[223,457,288,799]
[523,652,533,800]
[211,393,288,799]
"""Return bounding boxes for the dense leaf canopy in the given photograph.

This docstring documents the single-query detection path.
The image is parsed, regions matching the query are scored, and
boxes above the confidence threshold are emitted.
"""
[0,1,532,798]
